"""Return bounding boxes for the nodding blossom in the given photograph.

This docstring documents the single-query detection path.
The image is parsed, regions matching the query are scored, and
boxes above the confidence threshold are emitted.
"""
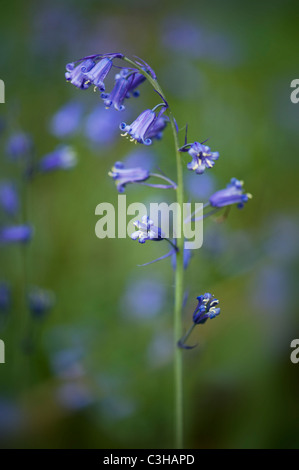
[131,215,164,244]
[108,162,149,193]
[120,106,167,145]
[209,178,252,209]
[65,53,123,91]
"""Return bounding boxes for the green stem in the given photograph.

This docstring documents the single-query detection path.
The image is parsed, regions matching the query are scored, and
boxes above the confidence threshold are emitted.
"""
[124,57,185,448]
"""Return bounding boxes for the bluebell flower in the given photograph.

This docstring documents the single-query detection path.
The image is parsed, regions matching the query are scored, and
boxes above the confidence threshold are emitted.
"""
[49,101,83,138]
[193,293,220,324]
[65,53,123,91]
[209,178,252,209]
[39,146,77,172]
[120,106,167,145]
[131,215,164,243]
[179,141,219,174]
[0,225,33,244]
[0,282,11,314]
[127,71,146,96]
[27,286,55,319]
[6,132,32,161]
[108,161,150,193]
[0,181,19,216]
[65,58,95,89]
[81,57,113,91]
[101,72,134,111]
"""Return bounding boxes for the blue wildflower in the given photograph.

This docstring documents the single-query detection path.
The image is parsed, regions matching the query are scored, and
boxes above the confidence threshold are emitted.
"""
[65,53,123,91]
[131,215,164,244]
[101,72,134,111]
[27,286,55,319]
[65,59,95,89]
[0,282,11,314]
[120,106,167,145]
[108,161,150,193]
[81,57,113,91]
[39,146,77,172]
[193,293,220,324]
[209,178,252,209]
[0,225,33,244]
[6,132,32,161]
[179,141,219,174]
[0,181,19,216]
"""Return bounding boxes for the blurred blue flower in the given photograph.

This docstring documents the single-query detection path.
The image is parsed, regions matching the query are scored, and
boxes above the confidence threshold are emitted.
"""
[49,101,83,138]
[56,383,93,410]
[51,348,85,379]
[161,17,241,66]
[185,172,215,200]
[84,105,123,146]
[0,282,10,314]
[6,132,32,161]
[122,278,166,320]
[131,215,164,244]
[39,146,77,172]
[193,293,220,324]
[108,161,149,193]
[209,178,252,209]
[0,181,19,216]
[180,141,219,175]
[27,286,55,319]
[0,225,33,244]
[123,149,156,171]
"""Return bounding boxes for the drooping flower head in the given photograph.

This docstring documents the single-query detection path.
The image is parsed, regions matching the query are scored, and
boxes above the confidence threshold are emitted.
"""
[0,225,33,244]
[65,53,123,91]
[209,178,252,209]
[39,146,77,172]
[108,161,149,193]
[27,286,55,319]
[120,105,168,145]
[101,72,134,111]
[131,215,165,244]
[179,141,219,174]
[193,293,220,324]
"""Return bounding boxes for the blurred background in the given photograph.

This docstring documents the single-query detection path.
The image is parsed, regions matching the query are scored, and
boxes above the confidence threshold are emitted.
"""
[0,0,299,449]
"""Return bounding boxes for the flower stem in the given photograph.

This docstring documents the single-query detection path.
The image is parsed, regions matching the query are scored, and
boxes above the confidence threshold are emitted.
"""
[124,56,185,448]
